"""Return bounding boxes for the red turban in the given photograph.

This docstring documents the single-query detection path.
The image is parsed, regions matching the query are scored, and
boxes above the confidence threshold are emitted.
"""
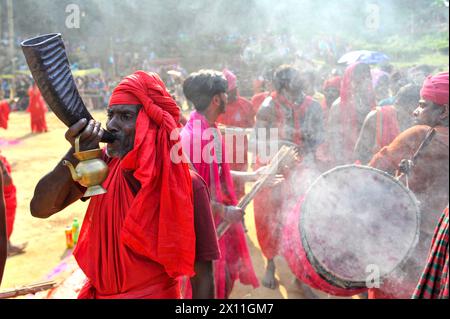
[420,71,449,106]
[109,71,195,278]
[323,76,342,91]
[222,68,237,91]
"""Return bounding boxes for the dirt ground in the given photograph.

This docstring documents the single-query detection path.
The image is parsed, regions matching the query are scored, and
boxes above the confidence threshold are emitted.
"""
[1,110,349,299]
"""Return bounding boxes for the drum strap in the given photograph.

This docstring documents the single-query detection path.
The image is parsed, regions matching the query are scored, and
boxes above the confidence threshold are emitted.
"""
[396,127,436,187]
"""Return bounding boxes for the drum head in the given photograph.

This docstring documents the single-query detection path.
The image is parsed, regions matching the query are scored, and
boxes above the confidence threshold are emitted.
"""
[300,165,420,289]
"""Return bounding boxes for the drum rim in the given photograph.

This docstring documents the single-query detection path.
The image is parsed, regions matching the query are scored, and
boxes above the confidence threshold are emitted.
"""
[299,164,421,290]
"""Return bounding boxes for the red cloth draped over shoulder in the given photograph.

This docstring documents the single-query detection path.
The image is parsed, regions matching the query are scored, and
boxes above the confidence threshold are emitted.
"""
[74,71,195,298]
[0,154,16,239]
[271,92,313,147]
[374,105,400,153]
[0,100,10,129]
[338,63,376,163]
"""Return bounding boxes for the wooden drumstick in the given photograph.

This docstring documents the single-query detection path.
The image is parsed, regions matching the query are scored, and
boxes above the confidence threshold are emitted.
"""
[216,145,298,239]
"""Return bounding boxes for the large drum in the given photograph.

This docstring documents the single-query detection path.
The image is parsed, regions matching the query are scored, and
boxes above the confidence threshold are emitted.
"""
[299,165,420,291]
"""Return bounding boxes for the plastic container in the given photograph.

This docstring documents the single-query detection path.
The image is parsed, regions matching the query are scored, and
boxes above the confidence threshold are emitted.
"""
[72,218,80,245]
[65,226,74,249]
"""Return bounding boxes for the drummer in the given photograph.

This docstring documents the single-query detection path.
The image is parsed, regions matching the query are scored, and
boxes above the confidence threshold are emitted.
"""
[369,71,449,298]
[253,64,325,290]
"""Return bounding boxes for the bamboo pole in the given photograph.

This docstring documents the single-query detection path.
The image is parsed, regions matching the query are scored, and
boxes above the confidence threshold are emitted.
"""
[216,145,297,238]
[0,280,57,299]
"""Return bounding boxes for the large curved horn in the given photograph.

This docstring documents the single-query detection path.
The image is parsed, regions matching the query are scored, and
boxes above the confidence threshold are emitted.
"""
[21,33,115,143]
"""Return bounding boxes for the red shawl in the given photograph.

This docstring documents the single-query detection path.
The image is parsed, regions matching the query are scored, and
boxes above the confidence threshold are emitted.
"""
[374,105,400,153]
[339,63,376,163]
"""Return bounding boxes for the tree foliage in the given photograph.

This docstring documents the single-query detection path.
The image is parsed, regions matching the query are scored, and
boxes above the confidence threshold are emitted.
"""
[0,0,447,72]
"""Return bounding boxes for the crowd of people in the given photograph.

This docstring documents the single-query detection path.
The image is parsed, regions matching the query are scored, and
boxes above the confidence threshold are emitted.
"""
[0,48,448,299]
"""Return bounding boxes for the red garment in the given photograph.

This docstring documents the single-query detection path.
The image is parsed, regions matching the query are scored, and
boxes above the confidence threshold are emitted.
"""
[254,94,313,260]
[217,96,255,128]
[27,85,48,133]
[420,72,449,106]
[251,91,270,114]
[75,158,180,299]
[217,95,255,199]
[374,105,401,153]
[0,101,10,130]
[282,196,367,297]
[338,63,376,163]
[0,155,16,239]
[74,71,196,299]
[181,111,259,299]
[110,71,195,279]
[272,92,313,147]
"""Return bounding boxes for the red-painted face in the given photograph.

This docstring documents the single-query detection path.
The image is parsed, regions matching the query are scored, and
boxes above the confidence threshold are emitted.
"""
[106,104,141,158]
